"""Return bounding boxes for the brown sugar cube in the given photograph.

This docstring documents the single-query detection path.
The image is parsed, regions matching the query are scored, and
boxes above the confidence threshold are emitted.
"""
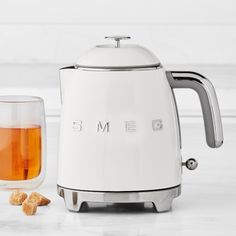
[22,200,37,216]
[9,190,28,205]
[28,192,51,206]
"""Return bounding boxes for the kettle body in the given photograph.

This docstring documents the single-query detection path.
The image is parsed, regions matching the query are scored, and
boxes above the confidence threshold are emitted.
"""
[58,68,182,191]
[57,36,223,212]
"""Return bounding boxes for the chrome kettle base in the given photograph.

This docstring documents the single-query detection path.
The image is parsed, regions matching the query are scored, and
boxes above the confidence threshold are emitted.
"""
[57,185,181,213]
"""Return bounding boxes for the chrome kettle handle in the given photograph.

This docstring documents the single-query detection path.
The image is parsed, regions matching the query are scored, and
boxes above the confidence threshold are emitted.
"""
[166,71,223,148]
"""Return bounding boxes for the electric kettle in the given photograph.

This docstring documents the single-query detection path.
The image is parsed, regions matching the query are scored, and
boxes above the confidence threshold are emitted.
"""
[57,36,223,212]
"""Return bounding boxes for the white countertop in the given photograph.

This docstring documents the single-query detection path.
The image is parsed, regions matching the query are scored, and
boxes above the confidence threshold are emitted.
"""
[0,120,236,236]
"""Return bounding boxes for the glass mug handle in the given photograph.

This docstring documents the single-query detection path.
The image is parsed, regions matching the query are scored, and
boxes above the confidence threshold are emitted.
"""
[166,71,223,148]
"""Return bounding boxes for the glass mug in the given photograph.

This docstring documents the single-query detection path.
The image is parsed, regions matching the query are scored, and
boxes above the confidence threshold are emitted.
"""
[0,96,46,189]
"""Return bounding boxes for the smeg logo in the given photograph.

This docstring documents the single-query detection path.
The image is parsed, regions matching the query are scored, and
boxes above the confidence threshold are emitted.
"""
[72,119,163,133]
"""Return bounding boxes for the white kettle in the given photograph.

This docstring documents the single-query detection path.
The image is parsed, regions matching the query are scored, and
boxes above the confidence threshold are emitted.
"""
[57,36,223,212]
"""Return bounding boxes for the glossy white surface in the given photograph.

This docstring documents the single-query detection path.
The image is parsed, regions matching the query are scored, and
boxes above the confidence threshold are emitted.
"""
[0,119,235,235]
[76,44,160,67]
[58,69,181,191]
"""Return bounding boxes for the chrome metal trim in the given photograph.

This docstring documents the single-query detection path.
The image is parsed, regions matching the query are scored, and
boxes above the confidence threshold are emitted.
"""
[105,35,131,48]
[60,64,162,71]
[166,71,223,148]
[73,64,162,71]
[57,185,181,213]
[182,158,198,170]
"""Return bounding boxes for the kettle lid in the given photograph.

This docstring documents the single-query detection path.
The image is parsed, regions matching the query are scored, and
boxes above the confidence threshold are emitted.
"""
[75,36,161,69]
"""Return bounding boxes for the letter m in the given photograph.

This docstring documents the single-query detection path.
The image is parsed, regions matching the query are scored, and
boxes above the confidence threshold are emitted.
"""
[97,121,109,132]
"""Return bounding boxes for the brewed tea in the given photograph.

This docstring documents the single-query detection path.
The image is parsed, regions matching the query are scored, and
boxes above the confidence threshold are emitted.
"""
[0,126,41,180]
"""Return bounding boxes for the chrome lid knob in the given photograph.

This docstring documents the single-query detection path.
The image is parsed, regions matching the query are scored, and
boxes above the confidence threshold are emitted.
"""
[183,158,198,170]
[105,35,131,48]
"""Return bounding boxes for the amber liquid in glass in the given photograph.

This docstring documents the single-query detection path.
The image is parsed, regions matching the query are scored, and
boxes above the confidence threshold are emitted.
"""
[0,126,41,180]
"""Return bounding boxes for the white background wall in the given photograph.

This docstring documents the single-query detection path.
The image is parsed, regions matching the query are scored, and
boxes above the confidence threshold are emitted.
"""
[1,0,236,65]
[0,0,236,116]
